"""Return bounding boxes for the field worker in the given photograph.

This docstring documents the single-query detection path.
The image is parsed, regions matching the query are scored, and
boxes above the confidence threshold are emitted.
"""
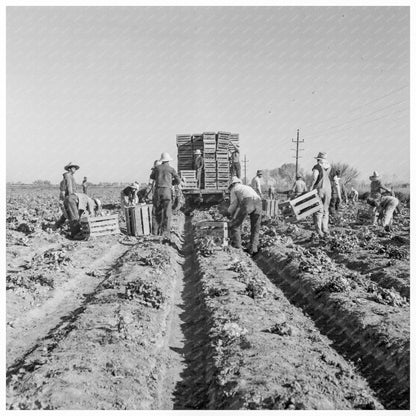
[230,146,241,178]
[149,159,162,235]
[310,152,332,238]
[329,169,342,216]
[292,175,307,198]
[63,162,79,196]
[228,176,262,256]
[64,193,102,238]
[350,187,359,204]
[120,182,139,213]
[82,177,88,194]
[369,171,391,199]
[368,195,399,232]
[193,149,204,188]
[150,152,181,242]
[251,170,263,197]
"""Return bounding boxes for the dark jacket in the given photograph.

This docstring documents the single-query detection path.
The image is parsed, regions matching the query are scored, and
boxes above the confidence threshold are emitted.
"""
[63,172,77,196]
[150,163,180,188]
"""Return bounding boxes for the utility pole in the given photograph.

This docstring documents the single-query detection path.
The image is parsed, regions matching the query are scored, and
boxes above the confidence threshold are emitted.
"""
[243,155,249,184]
[291,129,304,177]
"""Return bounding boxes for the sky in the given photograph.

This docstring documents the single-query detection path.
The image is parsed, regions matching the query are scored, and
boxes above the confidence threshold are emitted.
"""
[6,6,410,184]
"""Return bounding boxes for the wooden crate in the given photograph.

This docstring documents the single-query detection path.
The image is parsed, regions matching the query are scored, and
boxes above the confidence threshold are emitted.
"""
[125,204,153,236]
[81,214,120,239]
[194,220,228,247]
[279,189,323,222]
[262,199,279,218]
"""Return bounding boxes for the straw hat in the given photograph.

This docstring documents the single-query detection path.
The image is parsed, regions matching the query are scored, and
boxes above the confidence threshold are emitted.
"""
[64,162,80,171]
[129,182,139,190]
[314,152,327,160]
[194,149,202,155]
[369,171,380,180]
[160,152,173,162]
[229,176,242,188]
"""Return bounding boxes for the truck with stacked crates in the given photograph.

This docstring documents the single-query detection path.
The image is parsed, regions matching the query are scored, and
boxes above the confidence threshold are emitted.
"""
[176,131,239,206]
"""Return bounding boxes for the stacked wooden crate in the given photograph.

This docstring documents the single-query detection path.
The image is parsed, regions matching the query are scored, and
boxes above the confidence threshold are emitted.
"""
[217,131,231,190]
[176,134,193,172]
[203,132,217,189]
[180,170,198,189]
[229,133,240,151]
[192,134,203,154]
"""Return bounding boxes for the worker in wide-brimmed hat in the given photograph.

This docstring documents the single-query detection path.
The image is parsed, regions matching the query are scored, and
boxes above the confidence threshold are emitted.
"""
[228,176,262,256]
[120,182,140,216]
[310,152,332,238]
[251,170,263,197]
[64,193,102,239]
[367,171,391,225]
[63,162,80,197]
[150,152,181,242]
[193,149,204,188]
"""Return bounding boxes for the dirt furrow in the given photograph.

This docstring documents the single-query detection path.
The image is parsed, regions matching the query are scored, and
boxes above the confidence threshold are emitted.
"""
[254,246,410,409]
[167,214,384,410]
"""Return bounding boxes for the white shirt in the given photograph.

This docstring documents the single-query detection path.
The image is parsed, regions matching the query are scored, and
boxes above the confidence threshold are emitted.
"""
[251,176,262,196]
[228,183,261,215]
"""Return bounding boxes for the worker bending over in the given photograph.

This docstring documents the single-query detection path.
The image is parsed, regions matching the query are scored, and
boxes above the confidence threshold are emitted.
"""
[368,195,399,232]
[292,175,307,198]
[120,182,140,212]
[150,152,181,242]
[64,193,102,238]
[228,176,262,256]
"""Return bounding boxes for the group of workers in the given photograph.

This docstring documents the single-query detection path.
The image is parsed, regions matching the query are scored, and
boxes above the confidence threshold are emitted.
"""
[55,150,400,248]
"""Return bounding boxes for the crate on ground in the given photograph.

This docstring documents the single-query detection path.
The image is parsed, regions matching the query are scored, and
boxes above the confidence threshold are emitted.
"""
[357,208,372,220]
[262,199,279,218]
[125,204,153,236]
[194,220,228,247]
[279,189,323,222]
[81,214,120,239]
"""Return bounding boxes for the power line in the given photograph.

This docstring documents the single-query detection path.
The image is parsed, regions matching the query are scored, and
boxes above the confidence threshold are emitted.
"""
[303,100,409,139]
[303,107,408,140]
[301,84,409,130]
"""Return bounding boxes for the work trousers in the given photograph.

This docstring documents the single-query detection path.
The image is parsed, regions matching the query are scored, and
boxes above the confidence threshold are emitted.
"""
[231,162,241,179]
[151,193,159,236]
[64,194,81,236]
[230,197,262,253]
[155,187,172,239]
[380,198,399,227]
[196,168,202,188]
[313,187,331,236]
[329,196,340,215]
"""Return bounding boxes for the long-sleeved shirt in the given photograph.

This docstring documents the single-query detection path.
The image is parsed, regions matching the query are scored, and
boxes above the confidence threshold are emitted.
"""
[251,176,262,196]
[194,155,204,170]
[150,162,181,188]
[370,179,390,198]
[63,172,77,196]
[228,184,261,215]
[75,193,96,215]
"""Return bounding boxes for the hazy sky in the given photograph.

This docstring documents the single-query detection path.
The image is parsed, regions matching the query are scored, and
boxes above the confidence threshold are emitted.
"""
[6,6,410,184]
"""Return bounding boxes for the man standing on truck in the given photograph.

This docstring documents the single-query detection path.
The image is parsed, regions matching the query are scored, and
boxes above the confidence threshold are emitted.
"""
[228,176,262,256]
[230,146,241,179]
[150,152,181,242]
[251,170,263,197]
[193,149,204,189]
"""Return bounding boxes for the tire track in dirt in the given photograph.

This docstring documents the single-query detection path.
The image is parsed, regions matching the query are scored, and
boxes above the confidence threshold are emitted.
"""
[6,243,132,382]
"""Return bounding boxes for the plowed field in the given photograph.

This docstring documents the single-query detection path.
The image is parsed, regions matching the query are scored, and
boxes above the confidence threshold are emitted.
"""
[6,186,410,410]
